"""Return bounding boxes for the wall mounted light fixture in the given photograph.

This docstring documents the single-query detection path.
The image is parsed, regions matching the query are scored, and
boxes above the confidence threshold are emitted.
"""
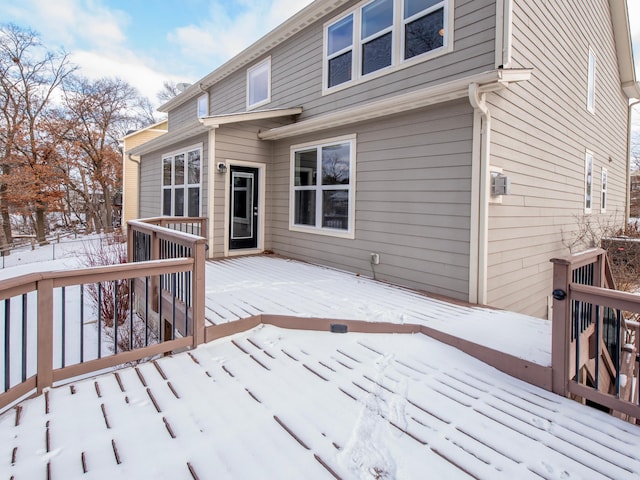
[217,162,227,174]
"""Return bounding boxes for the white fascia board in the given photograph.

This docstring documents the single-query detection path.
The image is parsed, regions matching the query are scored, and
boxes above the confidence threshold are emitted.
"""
[258,69,532,141]
[199,107,303,128]
[127,122,208,157]
[608,0,639,99]
[623,82,640,100]
[119,119,168,142]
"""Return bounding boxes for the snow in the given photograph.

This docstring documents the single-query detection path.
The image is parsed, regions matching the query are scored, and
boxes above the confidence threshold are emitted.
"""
[2,325,639,479]
[204,256,552,366]
[3,242,636,479]
[0,234,105,279]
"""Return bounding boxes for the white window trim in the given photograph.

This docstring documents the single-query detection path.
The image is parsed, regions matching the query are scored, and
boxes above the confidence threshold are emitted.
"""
[601,167,607,213]
[289,134,356,239]
[161,143,203,217]
[197,93,208,118]
[246,57,271,110]
[322,0,454,95]
[584,149,593,214]
[587,48,596,114]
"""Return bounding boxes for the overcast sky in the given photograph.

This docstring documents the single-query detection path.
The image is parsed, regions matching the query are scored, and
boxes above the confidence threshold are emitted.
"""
[0,0,638,109]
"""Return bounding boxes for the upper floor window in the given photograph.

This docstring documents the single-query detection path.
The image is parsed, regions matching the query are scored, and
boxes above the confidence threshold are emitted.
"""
[584,150,593,213]
[163,145,202,217]
[587,48,596,113]
[197,94,208,118]
[290,135,356,238]
[247,57,271,110]
[601,167,607,213]
[325,0,450,91]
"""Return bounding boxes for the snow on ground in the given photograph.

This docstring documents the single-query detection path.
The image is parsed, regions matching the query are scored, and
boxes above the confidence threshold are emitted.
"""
[0,235,119,389]
[0,235,103,279]
[2,325,639,479]
[204,256,552,366]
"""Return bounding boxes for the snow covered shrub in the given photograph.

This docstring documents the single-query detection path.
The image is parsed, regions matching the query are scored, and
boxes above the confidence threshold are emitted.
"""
[81,234,139,352]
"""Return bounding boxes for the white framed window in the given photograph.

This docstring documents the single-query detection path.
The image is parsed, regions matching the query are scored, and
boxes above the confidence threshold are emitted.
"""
[324,0,452,92]
[290,135,356,238]
[162,144,202,217]
[601,167,607,213]
[584,150,593,213]
[247,57,271,110]
[587,48,596,113]
[197,93,208,118]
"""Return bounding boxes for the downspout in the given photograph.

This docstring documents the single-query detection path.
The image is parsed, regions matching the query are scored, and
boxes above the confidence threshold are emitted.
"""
[127,153,141,223]
[469,83,491,305]
[500,0,513,68]
[627,100,640,226]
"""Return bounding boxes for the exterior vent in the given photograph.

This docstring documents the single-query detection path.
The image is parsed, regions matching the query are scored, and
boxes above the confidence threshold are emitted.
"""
[330,324,348,333]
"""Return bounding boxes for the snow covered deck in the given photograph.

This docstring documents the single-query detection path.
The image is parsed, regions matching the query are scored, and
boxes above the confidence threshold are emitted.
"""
[204,256,552,367]
[3,325,639,479]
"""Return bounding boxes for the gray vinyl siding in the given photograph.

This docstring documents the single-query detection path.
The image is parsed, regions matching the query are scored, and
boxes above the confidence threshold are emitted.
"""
[138,134,210,219]
[168,97,202,131]
[268,100,473,301]
[167,0,497,130]
[484,0,629,318]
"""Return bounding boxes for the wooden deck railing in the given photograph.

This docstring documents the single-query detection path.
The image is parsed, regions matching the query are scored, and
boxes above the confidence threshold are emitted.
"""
[551,248,640,420]
[0,218,207,413]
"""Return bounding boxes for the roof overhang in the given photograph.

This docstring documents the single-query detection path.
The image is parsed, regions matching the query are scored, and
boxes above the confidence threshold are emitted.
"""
[609,0,640,99]
[199,107,303,129]
[127,121,209,157]
[119,119,168,142]
[159,0,351,113]
[258,69,532,141]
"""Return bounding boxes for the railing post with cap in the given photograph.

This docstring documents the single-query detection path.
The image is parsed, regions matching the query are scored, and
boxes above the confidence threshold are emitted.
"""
[550,256,572,396]
[36,278,54,394]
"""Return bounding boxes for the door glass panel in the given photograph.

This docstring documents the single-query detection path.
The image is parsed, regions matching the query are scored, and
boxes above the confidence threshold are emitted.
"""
[231,172,254,240]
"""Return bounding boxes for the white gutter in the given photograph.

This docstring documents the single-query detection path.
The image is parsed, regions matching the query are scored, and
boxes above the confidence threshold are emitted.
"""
[627,100,640,223]
[199,107,303,129]
[468,83,492,306]
[501,0,513,68]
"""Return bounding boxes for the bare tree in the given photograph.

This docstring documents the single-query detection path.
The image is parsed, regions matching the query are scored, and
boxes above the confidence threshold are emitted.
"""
[156,80,182,104]
[0,23,76,245]
[61,76,147,232]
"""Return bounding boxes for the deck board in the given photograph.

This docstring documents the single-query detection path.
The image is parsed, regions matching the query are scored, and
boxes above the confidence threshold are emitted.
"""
[204,256,552,367]
[2,326,640,479]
